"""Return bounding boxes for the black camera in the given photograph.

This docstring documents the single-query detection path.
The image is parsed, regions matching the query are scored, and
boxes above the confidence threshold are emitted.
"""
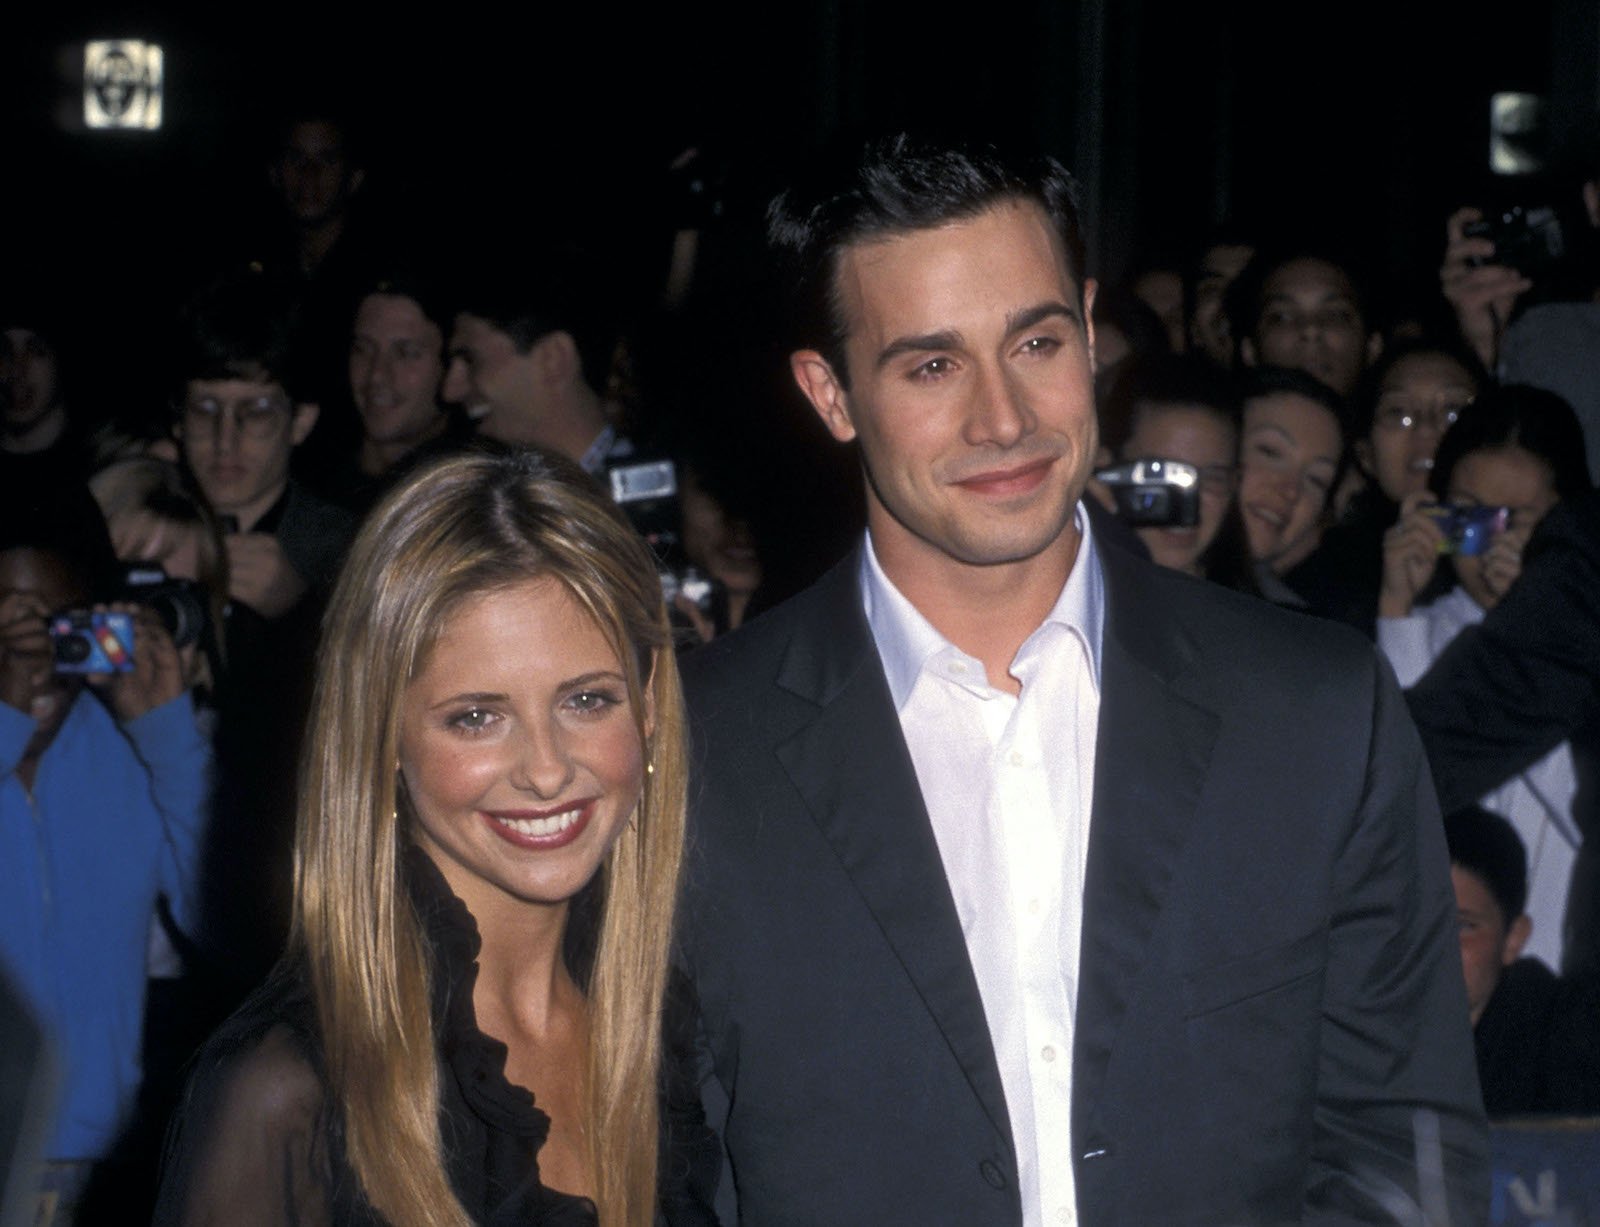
[116,562,210,649]
[606,458,725,635]
[1094,458,1201,528]
[1463,205,1565,280]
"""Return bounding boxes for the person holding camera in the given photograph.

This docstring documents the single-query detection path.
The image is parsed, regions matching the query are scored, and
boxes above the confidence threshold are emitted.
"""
[1378,385,1590,974]
[0,483,210,1225]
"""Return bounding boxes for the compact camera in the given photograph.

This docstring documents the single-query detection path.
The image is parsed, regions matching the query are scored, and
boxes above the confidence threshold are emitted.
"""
[606,458,724,632]
[1463,205,1565,280]
[1423,503,1509,556]
[1094,459,1200,528]
[51,610,136,674]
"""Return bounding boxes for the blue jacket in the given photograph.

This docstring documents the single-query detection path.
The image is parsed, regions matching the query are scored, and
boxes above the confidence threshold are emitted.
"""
[0,690,209,1161]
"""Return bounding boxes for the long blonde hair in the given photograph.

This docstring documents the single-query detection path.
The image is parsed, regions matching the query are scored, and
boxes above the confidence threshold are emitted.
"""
[291,448,686,1227]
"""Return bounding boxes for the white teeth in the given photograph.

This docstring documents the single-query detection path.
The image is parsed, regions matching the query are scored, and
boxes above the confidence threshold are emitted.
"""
[494,808,582,837]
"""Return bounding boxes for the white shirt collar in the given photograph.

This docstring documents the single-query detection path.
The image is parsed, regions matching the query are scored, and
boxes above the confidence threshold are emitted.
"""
[859,504,1105,712]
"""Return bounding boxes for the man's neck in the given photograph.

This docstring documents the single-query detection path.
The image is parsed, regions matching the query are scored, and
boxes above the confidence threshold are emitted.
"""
[294,216,344,276]
[359,413,447,476]
[1,405,68,455]
[225,481,290,534]
[510,385,611,469]
[871,517,1081,695]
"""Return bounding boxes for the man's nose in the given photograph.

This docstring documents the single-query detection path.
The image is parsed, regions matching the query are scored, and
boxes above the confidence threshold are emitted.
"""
[510,721,576,798]
[963,365,1032,448]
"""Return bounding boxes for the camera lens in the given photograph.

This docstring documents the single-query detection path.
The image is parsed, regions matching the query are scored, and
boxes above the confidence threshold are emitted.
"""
[54,632,91,665]
[147,586,205,648]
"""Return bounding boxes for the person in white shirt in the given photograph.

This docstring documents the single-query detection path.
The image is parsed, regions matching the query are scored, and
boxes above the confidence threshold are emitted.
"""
[1379,382,1591,972]
[676,132,1487,1227]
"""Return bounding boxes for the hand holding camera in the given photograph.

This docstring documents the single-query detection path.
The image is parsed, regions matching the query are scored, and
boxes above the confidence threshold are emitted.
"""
[1379,492,1448,618]
[0,592,53,718]
[1440,206,1536,369]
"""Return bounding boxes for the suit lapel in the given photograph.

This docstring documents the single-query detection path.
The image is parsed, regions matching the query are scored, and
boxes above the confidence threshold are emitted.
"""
[772,556,1015,1147]
[1073,548,1220,1148]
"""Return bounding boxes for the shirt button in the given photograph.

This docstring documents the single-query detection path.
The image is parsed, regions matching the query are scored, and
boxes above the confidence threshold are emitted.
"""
[1041,1045,1057,1063]
[949,660,968,674]
[1028,898,1041,915]
[1056,1207,1073,1224]
[1007,750,1024,767]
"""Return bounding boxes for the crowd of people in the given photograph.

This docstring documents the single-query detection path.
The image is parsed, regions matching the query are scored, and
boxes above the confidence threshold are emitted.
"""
[4,112,1600,1225]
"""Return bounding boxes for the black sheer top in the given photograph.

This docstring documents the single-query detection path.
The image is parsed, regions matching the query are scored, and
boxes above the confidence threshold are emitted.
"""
[153,852,718,1225]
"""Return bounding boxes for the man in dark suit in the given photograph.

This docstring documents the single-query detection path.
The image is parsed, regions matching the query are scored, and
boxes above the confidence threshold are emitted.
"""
[678,134,1487,1225]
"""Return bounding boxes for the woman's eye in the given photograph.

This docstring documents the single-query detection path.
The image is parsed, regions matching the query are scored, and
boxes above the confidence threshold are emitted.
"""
[448,707,496,733]
[565,689,621,715]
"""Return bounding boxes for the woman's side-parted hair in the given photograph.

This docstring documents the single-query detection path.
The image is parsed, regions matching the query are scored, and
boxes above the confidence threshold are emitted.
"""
[291,446,686,1227]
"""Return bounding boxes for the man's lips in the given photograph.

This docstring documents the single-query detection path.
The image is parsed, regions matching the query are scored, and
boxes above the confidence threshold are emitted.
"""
[950,456,1056,497]
[481,799,596,850]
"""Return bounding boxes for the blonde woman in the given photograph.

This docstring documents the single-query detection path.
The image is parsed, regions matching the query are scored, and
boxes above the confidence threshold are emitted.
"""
[155,449,713,1226]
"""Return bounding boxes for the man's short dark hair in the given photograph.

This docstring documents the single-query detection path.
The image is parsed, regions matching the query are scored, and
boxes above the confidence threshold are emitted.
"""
[449,248,613,393]
[173,272,310,406]
[766,132,1088,386]
[1445,805,1529,925]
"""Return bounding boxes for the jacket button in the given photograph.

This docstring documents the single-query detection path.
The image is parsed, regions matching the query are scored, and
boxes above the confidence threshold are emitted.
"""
[979,1159,1007,1190]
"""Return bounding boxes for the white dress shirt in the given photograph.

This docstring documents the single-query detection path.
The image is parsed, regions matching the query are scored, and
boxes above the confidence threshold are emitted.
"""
[860,507,1105,1227]
[1379,587,1580,972]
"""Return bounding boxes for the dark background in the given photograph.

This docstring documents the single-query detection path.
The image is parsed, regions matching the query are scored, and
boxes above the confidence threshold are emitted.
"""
[6,0,1599,390]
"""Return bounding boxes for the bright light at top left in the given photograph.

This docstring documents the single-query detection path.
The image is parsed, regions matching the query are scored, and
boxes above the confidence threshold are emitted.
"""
[84,41,164,131]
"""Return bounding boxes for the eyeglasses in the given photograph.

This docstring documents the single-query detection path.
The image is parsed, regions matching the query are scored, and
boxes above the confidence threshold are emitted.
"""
[1373,396,1472,434]
[181,394,291,440]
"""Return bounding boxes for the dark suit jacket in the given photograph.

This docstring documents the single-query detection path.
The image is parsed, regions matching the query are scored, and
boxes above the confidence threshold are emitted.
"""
[679,540,1488,1226]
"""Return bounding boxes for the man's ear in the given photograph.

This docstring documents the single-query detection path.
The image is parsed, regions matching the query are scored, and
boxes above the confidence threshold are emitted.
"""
[290,402,320,447]
[1238,336,1259,369]
[790,350,857,443]
[1365,331,1385,367]
[347,167,367,198]
[1081,277,1099,375]
[531,330,580,389]
[1503,913,1532,966]
[1584,180,1600,229]
[1352,438,1376,479]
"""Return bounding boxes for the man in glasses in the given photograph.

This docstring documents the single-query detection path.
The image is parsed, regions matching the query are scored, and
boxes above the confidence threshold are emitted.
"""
[171,274,354,987]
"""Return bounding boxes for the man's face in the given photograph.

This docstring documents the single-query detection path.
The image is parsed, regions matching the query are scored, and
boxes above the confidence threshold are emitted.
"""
[178,377,315,524]
[1452,864,1528,1027]
[273,120,360,226]
[1242,257,1378,397]
[443,314,539,444]
[349,293,446,447]
[1,328,63,436]
[791,200,1097,581]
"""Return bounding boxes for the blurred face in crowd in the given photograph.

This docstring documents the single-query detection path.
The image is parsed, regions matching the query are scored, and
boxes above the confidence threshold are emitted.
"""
[443,314,542,444]
[0,548,88,760]
[349,293,447,451]
[790,200,1098,585]
[398,577,647,916]
[1,328,64,443]
[1361,352,1479,503]
[1119,403,1237,576]
[179,376,317,528]
[273,120,362,227]
[1237,391,1342,574]
[1187,242,1253,370]
[1132,268,1185,354]
[1452,864,1529,1027]
[1446,445,1560,611]
[681,471,762,600]
[1242,257,1380,397]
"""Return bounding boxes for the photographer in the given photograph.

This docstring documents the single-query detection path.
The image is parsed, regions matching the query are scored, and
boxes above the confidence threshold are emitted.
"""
[1379,385,1589,974]
[0,484,209,1224]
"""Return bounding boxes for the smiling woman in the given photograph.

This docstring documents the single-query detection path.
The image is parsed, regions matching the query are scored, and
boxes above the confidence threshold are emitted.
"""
[154,450,711,1227]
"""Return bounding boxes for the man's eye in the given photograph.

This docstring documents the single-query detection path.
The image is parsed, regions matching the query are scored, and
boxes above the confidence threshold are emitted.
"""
[910,357,954,380]
[397,342,425,361]
[1018,336,1061,357]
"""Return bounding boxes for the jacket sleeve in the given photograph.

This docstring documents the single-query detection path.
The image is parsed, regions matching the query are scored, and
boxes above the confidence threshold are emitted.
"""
[1306,654,1490,1224]
[124,693,212,937]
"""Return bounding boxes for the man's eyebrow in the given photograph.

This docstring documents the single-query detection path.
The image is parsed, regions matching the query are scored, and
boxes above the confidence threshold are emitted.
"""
[1006,301,1079,334]
[875,330,963,371]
